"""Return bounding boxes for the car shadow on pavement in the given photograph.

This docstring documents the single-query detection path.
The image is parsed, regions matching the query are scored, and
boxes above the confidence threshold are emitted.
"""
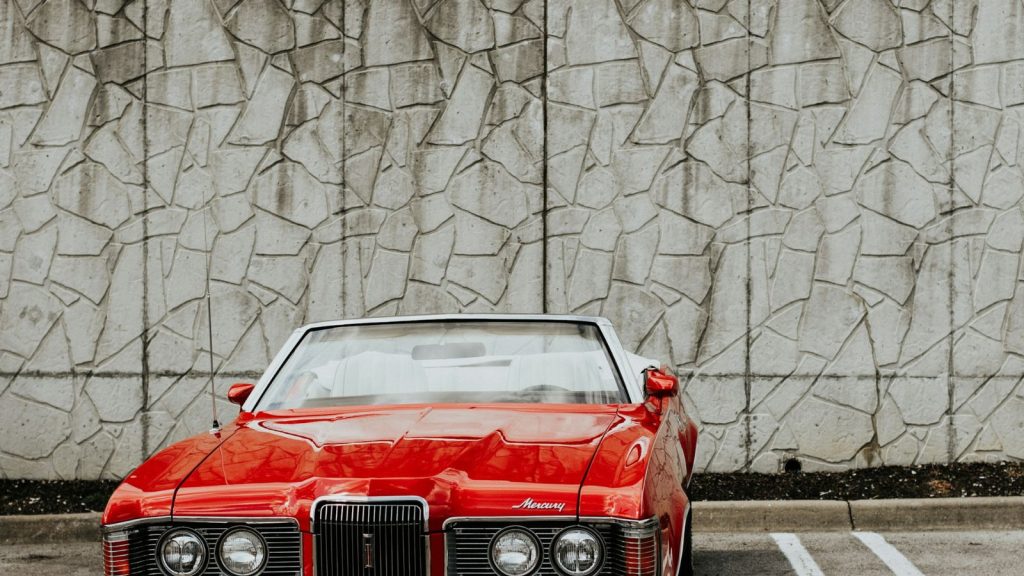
[695,547,794,575]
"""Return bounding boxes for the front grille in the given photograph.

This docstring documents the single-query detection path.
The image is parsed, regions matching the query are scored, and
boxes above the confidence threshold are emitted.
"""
[102,520,301,576]
[446,520,660,575]
[313,500,428,576]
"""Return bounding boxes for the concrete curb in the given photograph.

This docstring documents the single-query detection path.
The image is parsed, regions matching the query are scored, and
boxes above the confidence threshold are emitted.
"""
[695,497,1024,533]
[694,500,853,533]
[849,497,1024,532]
[0,512,101,545]
[1,498,1023,544]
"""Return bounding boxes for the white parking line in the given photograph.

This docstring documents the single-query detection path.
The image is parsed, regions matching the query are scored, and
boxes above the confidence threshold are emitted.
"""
[771,533,826,576]
[853,532,926,576]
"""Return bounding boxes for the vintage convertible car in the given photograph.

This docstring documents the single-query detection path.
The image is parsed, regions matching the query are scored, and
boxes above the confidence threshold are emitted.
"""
[103,314,699,576]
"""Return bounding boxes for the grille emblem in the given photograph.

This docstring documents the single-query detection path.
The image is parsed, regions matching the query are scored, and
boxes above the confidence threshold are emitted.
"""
[362,533,374,569]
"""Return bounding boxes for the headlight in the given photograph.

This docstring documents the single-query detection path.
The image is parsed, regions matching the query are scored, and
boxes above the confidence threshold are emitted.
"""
[218,528,267,576]
[552,527,603,576]
[158,528,207,576]
[490,527,541,576]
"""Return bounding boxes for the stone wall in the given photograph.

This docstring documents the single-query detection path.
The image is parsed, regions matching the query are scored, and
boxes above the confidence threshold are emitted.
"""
[0,0,1022,479]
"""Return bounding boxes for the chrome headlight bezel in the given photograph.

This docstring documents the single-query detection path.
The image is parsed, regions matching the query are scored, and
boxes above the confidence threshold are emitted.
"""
[217,527,268,576]
[157,527,208,576]
[551,526,605,576]
[489,526,542,576]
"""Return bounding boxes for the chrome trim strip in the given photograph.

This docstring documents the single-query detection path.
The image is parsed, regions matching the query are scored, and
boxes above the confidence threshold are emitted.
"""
[578,515,661,538]
[173,516,301,526]
[441,515,573,530]
[577,515,660,525]
[102,516,299,534]
[311,528,317,576]
[312,532,318,576]
[301,314,613,331]
[102,516,172,533]
[442,514,658,530]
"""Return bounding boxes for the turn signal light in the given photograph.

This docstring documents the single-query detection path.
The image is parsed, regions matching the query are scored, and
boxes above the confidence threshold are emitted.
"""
[622,534,658,576]
[103,532,132,576]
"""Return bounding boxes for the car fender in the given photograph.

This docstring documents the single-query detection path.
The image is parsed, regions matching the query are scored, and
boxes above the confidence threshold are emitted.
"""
[102,424,238,526]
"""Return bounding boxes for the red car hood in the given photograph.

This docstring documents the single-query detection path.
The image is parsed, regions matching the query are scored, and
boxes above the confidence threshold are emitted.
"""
[171,404,620,530]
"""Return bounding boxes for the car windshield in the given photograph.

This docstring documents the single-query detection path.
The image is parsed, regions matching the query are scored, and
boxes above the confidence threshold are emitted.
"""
[255,321,626,409]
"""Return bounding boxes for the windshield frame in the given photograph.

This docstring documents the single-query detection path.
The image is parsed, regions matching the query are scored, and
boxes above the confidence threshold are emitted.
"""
[243,315,643,412]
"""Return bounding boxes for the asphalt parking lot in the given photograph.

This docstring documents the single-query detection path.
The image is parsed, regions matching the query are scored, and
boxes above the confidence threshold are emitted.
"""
[2,531,1023,575]
[694,531,1024,575]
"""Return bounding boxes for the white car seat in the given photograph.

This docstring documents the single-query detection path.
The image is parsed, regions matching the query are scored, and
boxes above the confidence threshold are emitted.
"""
[505,351,613,392]
[316,351,429,398]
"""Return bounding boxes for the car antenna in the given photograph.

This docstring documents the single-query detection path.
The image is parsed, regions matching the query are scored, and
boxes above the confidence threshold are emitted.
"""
[203,206,220,433]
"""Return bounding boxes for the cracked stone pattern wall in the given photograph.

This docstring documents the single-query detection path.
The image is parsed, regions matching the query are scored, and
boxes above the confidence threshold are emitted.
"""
[1,0,1023,479]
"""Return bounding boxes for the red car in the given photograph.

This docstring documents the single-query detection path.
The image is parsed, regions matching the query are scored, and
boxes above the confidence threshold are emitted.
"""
[102,315,699,576]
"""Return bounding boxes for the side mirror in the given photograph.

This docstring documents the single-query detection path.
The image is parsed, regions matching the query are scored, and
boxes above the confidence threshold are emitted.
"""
[644,368,678,398]
[227,382,256,407]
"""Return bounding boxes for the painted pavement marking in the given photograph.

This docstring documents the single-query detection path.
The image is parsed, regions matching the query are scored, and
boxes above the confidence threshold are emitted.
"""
[772,533,826,576]
[853,532,927,576]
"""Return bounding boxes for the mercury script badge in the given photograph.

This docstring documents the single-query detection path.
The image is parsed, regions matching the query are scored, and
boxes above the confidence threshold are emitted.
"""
[512,497,566,512]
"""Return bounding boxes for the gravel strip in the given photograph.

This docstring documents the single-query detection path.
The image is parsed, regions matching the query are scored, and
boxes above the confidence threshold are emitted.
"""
[0,480,118,516]
[2,462,1022,515]
[689,462,1024,501]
